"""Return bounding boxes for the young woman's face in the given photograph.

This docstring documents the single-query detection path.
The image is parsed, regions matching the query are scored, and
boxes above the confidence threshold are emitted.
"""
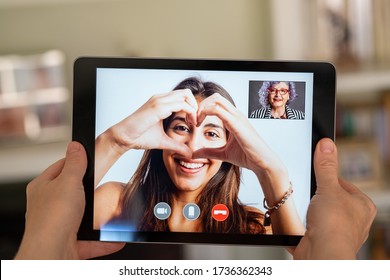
[268,82,290,109]
[162,108,227,194]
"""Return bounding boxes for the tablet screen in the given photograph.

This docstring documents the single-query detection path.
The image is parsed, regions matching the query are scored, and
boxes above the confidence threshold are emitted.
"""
[73,58,335,246]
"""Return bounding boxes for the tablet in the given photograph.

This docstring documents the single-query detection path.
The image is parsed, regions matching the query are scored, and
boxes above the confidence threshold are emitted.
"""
[73,57,336,246]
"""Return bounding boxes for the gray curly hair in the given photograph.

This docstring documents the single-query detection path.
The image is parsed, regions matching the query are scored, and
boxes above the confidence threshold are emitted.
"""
[258,81,297,108]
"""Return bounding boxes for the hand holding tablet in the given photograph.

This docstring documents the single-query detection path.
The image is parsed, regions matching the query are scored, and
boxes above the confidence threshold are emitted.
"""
[73,58,336,246]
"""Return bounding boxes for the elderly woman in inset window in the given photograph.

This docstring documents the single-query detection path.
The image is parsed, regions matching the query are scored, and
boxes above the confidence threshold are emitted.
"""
[250,81,305,119]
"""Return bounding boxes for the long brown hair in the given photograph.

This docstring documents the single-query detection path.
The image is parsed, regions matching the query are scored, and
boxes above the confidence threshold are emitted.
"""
[115,77,266,234]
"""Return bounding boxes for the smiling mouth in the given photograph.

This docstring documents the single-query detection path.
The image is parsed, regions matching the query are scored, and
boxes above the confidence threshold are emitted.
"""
[179,160,205,170]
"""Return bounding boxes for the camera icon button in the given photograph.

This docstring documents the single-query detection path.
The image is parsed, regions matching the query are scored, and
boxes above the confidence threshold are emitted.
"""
[154,202,171,220]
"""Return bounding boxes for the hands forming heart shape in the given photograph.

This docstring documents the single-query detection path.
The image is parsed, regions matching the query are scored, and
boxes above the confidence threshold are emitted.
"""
[112,89,280,174]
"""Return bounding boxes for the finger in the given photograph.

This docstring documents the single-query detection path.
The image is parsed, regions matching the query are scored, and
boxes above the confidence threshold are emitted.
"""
[145,89,198,122]
[151,97,197,126]
[159,89,198,115]
[26,158,65,198]
[339,178,377,240]
[181,89,199,126]
[163,89,198,110]
[338,178,361,194]
[77,241,125,259]
[313,138,339,191]
[32,158,66,184]
[182,88,199,112]
[192,146,227,161]
[58,142,87,185]
[163,100,198,122]
[171,89,198,121]
[153,89,195,105]
[160,136,193,158]
[197,93,238,131]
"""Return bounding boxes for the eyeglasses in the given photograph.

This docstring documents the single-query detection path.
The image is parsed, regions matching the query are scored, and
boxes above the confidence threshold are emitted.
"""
[268,88,290,95]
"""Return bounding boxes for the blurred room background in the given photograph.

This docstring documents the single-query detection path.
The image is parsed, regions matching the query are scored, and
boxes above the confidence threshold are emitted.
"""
[0,0,389,259]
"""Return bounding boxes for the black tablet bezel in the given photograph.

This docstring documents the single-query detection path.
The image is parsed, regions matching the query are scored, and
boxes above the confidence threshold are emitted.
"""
[73,57,336,246]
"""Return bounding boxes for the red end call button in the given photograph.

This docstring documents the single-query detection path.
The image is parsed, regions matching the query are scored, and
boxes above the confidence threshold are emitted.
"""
[212,204,229,221]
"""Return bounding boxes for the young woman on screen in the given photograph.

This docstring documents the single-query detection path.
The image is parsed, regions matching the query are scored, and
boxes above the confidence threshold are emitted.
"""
[94,77,304,235]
